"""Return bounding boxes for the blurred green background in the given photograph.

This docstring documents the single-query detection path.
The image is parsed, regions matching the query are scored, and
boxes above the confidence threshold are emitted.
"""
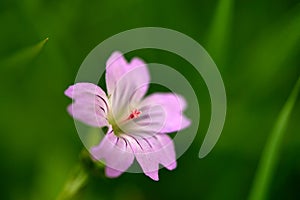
[0,0,300,199]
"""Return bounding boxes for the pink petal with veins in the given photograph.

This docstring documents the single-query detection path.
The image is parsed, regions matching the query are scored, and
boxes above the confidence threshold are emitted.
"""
[141,93,191,133]
[125,134,177,181]
[65,83,109,127]
[91,129,134,178]
[105,51,150,100]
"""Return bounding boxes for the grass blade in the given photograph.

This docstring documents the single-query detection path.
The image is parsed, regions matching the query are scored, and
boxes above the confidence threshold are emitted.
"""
[0,37,48,69]
[206,0,234,63]
[248,76,300,200]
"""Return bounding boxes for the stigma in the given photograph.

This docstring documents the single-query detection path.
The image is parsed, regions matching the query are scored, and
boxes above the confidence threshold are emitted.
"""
[127,109,141,120]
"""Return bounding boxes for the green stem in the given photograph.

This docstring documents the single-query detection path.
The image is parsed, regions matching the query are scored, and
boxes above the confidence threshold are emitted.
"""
[248,76,300,200]
[56,164,89,200]
[56,149,105,200]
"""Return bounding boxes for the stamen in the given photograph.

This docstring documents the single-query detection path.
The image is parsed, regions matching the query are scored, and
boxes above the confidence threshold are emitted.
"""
[127,109,141,120]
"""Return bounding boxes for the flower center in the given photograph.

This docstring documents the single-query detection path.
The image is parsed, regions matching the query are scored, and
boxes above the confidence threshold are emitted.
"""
[108,109,141,136]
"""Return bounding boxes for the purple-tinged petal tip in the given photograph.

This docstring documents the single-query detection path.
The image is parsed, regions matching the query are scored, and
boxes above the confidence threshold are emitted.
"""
[165,161,177,170]
[105,167,123,178]
[64,85,74,98]
[145,171,159,181]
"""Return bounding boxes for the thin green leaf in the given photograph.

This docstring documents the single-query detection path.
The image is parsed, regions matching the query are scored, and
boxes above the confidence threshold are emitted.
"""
[56,163,89,200]
[248,76,300,200]
[206,0,234,63]
[0,37,48,69]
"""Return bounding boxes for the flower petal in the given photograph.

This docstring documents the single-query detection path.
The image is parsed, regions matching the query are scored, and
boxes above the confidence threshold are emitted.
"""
[91,129,134,178]
[125,134,177,181]
[109,65,151,123]
[105,51,150,99]
[65,83,109,127]
[105,167,124,177]
[141,93,191,133]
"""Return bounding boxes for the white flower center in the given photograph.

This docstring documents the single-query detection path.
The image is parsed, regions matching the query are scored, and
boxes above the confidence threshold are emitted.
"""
[108,108,142,136]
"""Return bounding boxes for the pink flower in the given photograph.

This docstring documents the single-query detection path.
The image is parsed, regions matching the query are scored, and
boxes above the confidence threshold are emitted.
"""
[65,52,191,181]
